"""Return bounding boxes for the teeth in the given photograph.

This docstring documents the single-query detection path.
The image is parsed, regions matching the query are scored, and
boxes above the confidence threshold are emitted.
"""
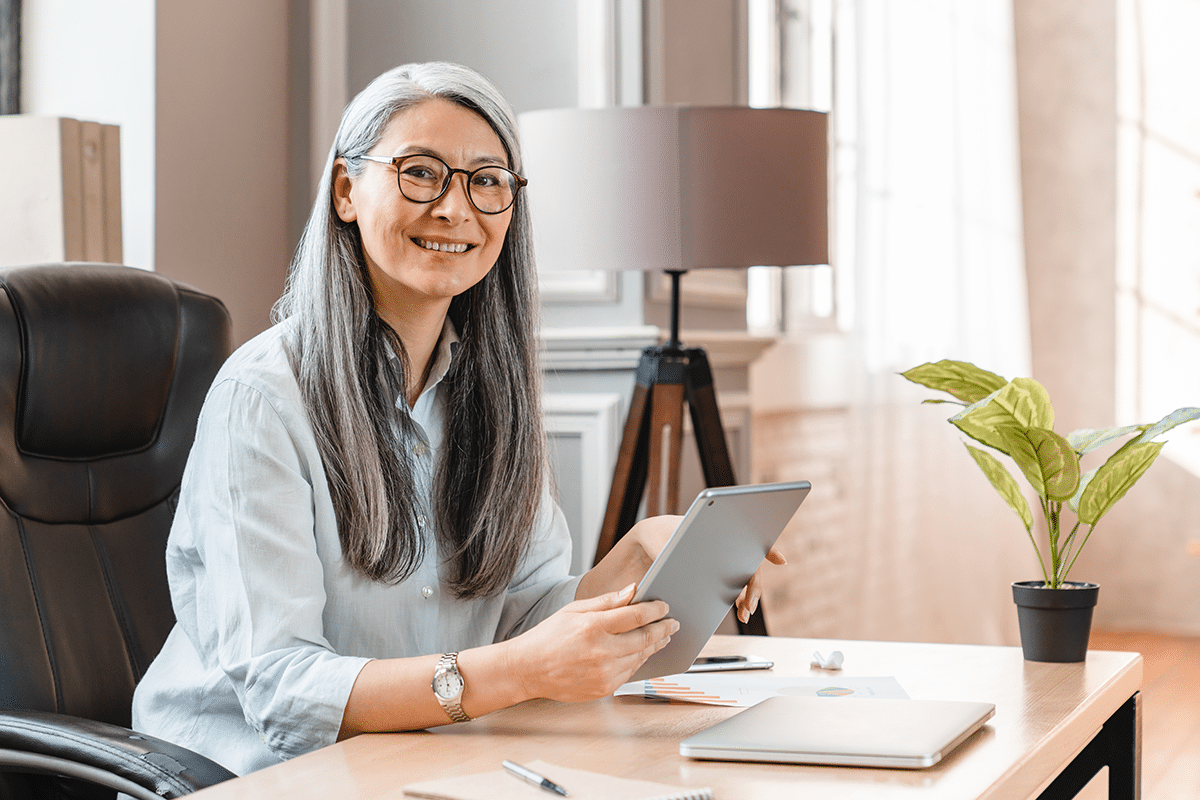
[416,238,469,253]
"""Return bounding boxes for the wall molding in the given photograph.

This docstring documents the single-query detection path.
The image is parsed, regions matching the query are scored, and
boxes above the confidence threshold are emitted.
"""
[544,392,622,573]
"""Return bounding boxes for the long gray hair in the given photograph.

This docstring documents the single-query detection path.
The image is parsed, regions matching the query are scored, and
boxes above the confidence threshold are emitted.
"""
[274,62,546,598]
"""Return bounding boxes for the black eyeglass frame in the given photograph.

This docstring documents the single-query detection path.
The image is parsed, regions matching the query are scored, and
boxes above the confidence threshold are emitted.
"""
[356,153,528,215]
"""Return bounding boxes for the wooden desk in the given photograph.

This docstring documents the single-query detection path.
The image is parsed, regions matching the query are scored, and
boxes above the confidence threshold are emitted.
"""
[191,636,1142,800]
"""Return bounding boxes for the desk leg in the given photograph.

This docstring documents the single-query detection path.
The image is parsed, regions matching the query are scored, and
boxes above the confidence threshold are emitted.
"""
[1037,691,1141,800]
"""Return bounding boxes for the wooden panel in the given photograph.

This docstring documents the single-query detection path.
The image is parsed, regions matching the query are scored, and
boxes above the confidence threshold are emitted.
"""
[101,124,124,263]
[79,120,106,261]
[0,115,122,268]
[59,118,85,260]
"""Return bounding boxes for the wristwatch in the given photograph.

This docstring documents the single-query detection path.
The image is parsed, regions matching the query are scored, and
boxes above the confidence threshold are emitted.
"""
[432,652,472,723]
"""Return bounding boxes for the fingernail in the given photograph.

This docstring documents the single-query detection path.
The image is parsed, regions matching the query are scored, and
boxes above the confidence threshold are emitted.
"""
[620,583,636,597]
[739,609,749,623]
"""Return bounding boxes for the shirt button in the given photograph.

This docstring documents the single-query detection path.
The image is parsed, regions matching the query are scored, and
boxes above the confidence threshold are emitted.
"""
[421,585,434,599]
[417,514,427,528]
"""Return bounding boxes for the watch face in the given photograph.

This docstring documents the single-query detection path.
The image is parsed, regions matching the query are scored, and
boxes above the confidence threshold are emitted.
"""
[434,669,463,700]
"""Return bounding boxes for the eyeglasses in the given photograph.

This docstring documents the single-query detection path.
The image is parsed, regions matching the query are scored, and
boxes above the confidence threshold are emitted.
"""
[356,153,527,215]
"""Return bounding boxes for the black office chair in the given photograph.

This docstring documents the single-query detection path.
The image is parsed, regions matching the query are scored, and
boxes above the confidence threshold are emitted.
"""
[0,264,237,800]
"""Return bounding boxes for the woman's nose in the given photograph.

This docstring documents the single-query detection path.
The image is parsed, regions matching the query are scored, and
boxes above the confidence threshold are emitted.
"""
[430,172,474,221]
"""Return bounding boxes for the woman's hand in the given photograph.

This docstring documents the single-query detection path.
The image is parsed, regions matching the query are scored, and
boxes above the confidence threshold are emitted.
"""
[575,515,681,602]
[339,584,677,736]
[507,583,679,702]
[578,515,788,624]
[736,546,787,623]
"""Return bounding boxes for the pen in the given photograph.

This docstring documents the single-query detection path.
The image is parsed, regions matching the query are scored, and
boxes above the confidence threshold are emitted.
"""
[502,760,569,797]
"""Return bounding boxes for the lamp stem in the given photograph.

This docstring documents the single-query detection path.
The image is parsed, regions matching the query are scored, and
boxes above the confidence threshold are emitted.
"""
[666,269,686,349]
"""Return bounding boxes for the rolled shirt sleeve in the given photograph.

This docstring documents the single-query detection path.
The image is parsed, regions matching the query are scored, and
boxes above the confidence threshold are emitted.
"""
[168,376,370,760]
[133,324,579,774]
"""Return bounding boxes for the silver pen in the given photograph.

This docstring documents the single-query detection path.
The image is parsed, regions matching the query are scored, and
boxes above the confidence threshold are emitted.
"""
[502,760,569,797]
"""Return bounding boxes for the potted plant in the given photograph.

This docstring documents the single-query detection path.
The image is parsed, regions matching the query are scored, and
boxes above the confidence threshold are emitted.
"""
[901,360,1199,662]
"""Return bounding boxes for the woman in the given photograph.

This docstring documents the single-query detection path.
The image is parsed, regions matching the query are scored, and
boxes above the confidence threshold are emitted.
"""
[131,62,778,775]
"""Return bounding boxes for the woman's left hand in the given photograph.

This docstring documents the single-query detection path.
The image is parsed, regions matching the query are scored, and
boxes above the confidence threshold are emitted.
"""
[577,515,787,623]
[735,546,787,623]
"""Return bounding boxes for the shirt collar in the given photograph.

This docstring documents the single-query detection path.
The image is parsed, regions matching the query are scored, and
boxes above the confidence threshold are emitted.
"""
[425,317,461,390]
[391,317,461,411]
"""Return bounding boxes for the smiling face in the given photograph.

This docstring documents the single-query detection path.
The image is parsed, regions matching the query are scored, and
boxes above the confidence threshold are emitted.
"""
[333,97,514,329]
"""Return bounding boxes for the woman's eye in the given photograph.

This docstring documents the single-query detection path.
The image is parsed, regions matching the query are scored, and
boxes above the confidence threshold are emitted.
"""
[472,171,501,188]
[404,167,437,180]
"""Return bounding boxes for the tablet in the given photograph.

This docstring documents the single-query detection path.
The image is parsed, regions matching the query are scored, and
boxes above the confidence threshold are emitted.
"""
[628,481,810,681]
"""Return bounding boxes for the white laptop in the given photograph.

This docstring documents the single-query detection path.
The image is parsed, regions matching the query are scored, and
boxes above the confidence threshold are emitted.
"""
[680,696,996,769]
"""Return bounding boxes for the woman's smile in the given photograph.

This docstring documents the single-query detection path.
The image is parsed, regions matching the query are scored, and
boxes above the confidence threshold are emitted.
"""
[412,237,474,254]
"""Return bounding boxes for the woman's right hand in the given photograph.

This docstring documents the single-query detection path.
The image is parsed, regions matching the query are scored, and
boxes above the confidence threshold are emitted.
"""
[506,583,679,702]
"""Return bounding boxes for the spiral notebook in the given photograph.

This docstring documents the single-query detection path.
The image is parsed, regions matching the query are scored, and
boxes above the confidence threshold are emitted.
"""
[401,760,712,800]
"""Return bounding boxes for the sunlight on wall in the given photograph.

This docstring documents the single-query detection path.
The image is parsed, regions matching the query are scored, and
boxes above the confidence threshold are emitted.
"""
[1116,0,1200,478]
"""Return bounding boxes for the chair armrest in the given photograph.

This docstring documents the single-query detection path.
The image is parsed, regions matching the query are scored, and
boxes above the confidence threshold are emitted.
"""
[0,710,235,799]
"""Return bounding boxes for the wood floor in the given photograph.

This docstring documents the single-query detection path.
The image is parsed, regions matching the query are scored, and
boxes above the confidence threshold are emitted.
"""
[1087,630,1200,800]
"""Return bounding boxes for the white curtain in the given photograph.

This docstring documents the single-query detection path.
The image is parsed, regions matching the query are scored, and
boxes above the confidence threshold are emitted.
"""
[760,0,1038,645]
[842,0,1030,378]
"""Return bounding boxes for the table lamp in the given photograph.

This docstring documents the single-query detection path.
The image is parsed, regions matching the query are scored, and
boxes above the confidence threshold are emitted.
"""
[519,107,829,610]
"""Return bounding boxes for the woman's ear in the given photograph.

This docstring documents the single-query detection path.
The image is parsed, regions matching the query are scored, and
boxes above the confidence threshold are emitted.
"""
[332,158,357,222]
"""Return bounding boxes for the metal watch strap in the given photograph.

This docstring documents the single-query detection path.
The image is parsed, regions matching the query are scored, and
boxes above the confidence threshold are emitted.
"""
[434,652,472,723]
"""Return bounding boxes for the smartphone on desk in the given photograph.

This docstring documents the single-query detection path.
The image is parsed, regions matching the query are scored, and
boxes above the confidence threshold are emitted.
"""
[687,655,775,673]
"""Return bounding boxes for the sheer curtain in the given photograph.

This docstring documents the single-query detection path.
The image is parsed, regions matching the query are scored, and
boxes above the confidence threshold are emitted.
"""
[843,0,1030,376]
[758,0,1037,645]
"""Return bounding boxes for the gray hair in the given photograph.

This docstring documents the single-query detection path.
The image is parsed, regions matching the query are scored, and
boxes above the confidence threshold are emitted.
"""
[275,62,545,597]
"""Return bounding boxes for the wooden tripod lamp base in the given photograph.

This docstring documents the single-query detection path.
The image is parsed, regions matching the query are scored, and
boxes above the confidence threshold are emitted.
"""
[592,341,768,636]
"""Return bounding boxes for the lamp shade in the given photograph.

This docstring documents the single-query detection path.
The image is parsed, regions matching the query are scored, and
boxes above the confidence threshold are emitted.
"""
[518,106,828,273]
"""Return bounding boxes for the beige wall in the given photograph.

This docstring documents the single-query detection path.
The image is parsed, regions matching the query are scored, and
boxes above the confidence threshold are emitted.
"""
[1014,0,1200,634]
[1014,0,1118,433]
[155,1,293,345]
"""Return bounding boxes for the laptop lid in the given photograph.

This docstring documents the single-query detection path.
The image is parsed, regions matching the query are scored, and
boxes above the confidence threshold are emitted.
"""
[680,696,996,769]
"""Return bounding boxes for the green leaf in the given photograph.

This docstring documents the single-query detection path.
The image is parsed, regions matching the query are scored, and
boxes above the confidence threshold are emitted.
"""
[992,378,1055,429]
[920,399,957,405]
[950,390,1013,454]
[965,444,1033,532]
[900,360,1008,404]
[1068,467,1098,514]
[1077,441,1164,525]
[1066,425,1146,456]
[949,379,1054,457]
[999,427,1081,500]
[1137,407,1200,443]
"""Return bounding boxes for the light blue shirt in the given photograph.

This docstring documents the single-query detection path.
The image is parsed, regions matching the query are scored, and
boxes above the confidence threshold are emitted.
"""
[131,320,579,775]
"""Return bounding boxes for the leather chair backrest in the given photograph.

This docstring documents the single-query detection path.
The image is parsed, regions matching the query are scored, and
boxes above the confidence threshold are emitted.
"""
[0,263,231,727]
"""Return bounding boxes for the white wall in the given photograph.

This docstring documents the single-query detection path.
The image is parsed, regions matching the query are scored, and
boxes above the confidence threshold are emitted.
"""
[22,0,156,271]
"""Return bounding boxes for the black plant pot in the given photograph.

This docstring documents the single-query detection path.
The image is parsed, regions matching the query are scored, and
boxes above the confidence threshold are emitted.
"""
[1011,581,1100,663]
